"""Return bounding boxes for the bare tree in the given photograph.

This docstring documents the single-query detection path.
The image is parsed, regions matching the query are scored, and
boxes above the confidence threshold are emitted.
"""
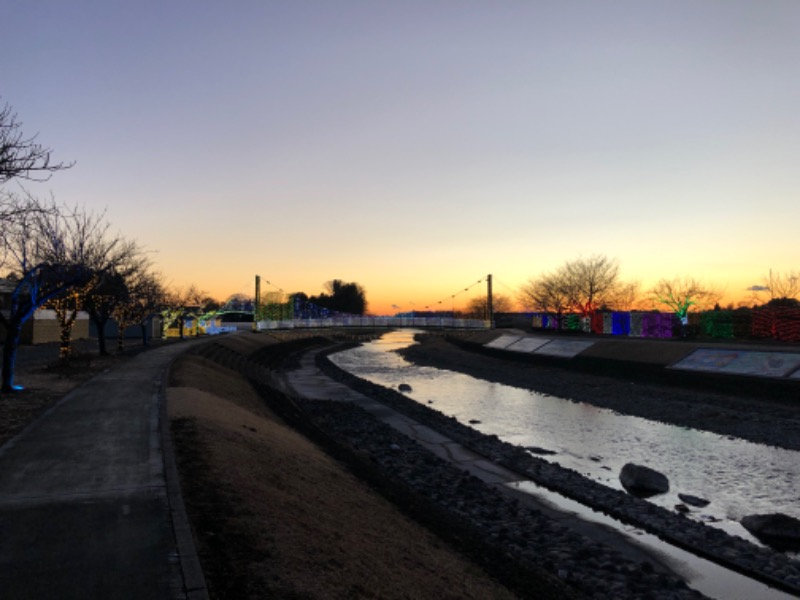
[563,255,620,316]
[465,293,514,320]
[0,199,94,391]
[519,270,573,328]
[649,277,718,319]
[761,270,800,303]
[1,100,72,184]
[520,255,621,329]
[47,273,100,360]
[604,280,642,311]
[160,284,213,339]
[42,210,148,357]
[44,209,145,359]
[112,269,164,350]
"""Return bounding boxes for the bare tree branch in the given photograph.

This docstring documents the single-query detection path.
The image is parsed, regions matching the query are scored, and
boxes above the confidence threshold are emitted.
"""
[0,101,73,184]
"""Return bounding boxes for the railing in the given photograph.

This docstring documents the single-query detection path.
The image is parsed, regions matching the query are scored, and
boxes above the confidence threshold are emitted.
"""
[255,317,490,331]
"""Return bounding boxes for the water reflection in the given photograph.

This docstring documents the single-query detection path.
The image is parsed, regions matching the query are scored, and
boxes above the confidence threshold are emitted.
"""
[331,330,800,552]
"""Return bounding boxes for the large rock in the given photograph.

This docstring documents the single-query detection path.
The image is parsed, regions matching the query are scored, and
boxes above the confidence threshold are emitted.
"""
[741,513,800,551]
[619,463,669,498]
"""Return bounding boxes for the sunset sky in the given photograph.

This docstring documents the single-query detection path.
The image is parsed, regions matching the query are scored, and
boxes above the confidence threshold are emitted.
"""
[3,1,798,315]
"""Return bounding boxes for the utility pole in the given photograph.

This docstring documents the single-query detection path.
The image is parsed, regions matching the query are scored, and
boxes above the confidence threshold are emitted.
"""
[487,273,494,328]
[254,274,261,326]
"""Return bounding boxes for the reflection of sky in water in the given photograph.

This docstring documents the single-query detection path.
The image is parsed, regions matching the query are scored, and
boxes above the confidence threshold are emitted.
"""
[331,331,800,551]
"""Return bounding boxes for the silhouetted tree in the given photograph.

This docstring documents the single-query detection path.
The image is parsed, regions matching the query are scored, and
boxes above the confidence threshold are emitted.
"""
[519,270,573,328]
[563,255,620,316]
[759,270,800,304]
[83,270,129,355]
[160,285,214,339]
[649,276,719,318]
[604,280,642,311]
[0,199,94,391]
[465,294,514,320]
[46,210,146,359]
[112,269,164,350]
[222,293,253,312]
[764,297,800,309]
[309,279,368,315]
[1,99,72,183]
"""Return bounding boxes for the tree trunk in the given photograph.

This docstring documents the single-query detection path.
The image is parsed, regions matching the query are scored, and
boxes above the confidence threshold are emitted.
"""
[90,314,111,355]
[2,320,23,392]
[56,311,77,360]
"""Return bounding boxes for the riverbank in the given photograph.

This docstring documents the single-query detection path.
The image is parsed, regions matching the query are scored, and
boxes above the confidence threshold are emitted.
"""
[372,332,800,594]
[166,333,534,599]
[400,332,800,451]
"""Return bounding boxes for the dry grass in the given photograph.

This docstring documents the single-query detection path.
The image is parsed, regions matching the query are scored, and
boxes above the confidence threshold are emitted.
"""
[168,351,518,599]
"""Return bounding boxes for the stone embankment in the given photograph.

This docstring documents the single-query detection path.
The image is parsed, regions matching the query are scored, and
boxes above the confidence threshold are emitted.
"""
[313,345,800,599]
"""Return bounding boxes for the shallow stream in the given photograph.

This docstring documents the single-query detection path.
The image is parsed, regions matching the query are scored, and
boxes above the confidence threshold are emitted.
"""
[330,330,800,551]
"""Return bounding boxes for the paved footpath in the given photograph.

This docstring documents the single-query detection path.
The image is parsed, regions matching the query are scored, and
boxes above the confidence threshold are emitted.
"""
[0,341,207,600]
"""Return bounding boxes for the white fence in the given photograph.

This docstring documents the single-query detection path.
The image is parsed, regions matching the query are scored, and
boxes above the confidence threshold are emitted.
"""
[255,317,490,331]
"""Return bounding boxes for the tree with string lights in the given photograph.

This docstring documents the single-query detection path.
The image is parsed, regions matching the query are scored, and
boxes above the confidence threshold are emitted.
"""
[0,199,94,391]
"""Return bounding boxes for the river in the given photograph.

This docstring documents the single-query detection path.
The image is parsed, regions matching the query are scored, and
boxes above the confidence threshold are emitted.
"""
[329,330,800,554]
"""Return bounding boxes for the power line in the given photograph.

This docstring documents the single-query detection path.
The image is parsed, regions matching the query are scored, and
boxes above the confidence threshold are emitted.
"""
[421,277,487,311]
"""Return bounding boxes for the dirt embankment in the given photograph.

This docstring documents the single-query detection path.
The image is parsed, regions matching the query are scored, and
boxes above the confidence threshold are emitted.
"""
[399,334,800,451]
[167,334,521,599]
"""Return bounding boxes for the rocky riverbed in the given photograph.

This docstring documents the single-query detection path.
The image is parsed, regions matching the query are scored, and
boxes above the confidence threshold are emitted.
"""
[308,338,800,598]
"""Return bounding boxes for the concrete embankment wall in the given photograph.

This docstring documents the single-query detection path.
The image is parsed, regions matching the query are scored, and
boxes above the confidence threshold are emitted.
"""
[444,329,800,399]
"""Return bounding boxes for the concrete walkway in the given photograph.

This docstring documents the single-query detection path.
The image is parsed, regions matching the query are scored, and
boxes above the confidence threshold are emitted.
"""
[0,341,206,600]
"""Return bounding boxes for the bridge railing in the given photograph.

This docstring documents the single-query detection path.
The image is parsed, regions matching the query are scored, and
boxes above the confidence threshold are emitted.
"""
[255,317,490,331]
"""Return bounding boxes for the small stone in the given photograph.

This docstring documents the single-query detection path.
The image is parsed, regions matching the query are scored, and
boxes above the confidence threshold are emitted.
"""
[678,493,710,508]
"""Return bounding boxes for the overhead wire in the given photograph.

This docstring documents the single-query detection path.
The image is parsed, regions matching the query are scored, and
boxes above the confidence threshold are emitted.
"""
[421,277,487,311]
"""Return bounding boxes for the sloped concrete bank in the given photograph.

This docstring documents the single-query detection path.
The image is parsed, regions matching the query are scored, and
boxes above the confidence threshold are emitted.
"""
[314,345,800,598]
[409,332,800,452]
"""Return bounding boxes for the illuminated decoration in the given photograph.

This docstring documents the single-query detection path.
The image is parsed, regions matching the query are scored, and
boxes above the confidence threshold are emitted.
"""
[612,312,631,336]
[48,275,98,360]
[630,312,643,337]
[563,314,581,331]
[700,311,736,340]
[590,312,604,334]
[752,307,800,342]
[641,312,674,338]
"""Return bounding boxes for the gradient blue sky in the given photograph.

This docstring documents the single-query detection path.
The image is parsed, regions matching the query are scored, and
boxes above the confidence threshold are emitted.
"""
[3,1,798,314]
